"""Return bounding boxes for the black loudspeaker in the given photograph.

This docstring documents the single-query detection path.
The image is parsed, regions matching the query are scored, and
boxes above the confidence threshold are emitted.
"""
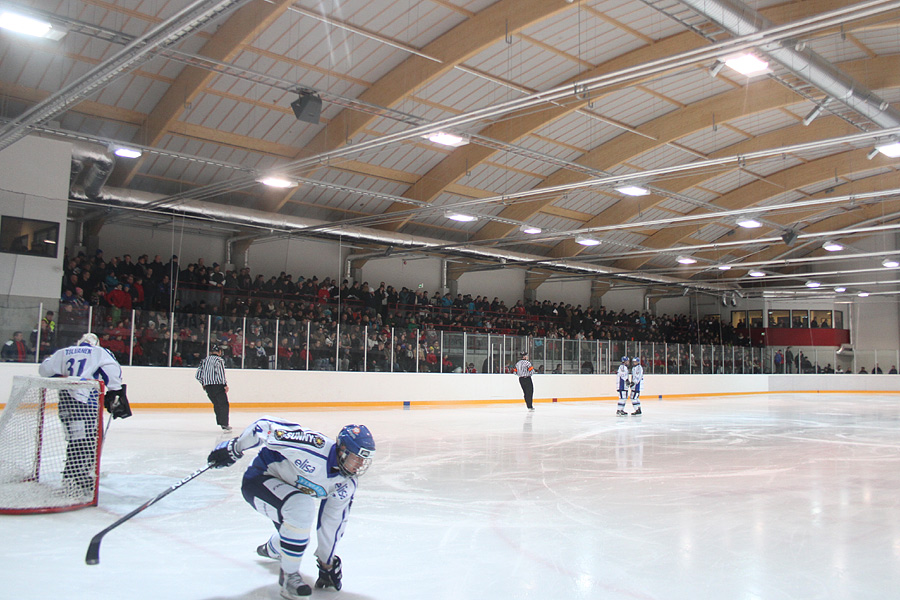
[781,229,798,246]
[291,93,322,124]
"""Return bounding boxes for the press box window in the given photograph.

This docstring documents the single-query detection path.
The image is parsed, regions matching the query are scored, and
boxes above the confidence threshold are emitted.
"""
[0,216,59,258]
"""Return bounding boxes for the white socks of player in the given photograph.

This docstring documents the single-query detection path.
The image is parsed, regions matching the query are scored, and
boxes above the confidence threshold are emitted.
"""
[280,570,312,599]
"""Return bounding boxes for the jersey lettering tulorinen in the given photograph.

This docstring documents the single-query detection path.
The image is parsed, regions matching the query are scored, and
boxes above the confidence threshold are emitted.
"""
[39,344,123,404]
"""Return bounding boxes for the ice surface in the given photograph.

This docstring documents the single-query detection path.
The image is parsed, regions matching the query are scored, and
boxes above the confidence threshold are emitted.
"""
[2,394,899,599]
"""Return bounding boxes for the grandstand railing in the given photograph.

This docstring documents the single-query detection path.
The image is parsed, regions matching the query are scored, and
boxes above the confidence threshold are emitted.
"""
[3,303,893,376]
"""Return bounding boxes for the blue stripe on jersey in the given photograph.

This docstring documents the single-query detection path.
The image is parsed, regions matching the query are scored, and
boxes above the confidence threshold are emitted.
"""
[246,447,286,479]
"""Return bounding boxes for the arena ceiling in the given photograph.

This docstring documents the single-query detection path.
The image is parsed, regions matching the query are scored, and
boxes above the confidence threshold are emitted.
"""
[2,0,900,299]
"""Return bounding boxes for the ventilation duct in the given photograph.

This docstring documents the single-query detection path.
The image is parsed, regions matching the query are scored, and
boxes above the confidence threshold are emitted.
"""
[679,0,900,129]
[68,182,739,294]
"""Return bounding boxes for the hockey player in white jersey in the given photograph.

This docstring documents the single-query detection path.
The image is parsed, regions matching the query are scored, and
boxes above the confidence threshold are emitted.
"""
[38,332,131,493]
[208,418,375,599]
[616,356,631,416]
[629,356,644,415]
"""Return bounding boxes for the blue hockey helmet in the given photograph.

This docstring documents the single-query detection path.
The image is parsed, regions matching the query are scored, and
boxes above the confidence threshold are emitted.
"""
[632,357,641,365]
[620,356,629,363]
[336,424,376,477]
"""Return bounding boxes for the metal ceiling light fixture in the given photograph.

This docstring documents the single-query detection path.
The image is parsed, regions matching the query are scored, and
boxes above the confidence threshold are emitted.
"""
[882,258,900,268]
[445,211,478,222]
[520,225,542,234]
[676,256,697,264]
[748,269,766,277]
[0,11,65,39]
[723,53,768,76]
[111,146,141,159]
[875,141,900,158]
[615,185,650,196]
[737,217,762,229]
[423,132,468,147]
[256,176,297,188]
[822,241,844,252]
[805,281,821,288]
[575,235,601,246]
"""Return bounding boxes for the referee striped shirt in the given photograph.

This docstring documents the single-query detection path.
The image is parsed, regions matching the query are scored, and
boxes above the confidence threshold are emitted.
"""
[514,359,534,378]
[196,354,227,386]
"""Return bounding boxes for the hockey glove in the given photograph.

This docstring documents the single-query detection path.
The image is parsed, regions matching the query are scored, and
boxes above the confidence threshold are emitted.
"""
[104,385,133,419]
[315,556,342,590]
[207,438,243,468]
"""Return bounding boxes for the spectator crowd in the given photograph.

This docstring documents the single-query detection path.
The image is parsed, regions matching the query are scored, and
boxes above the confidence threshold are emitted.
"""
[0,247,858,375]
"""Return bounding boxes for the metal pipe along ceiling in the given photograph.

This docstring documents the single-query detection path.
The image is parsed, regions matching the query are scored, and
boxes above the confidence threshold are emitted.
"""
[679,0,900,129]
[68,182,734,293]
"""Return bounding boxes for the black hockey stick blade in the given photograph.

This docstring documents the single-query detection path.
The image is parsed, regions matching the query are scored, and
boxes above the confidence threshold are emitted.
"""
[85,464,212,565]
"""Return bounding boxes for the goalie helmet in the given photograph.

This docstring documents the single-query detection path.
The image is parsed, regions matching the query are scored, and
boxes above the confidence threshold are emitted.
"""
[78,332,100,347]
[336,424,375,478]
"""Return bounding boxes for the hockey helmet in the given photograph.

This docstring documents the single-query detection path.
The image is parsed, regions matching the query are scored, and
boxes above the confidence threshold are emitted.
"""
[620,356,629,363]
[78,332,100,347]
[336,424,376,477]
[632,357,641,365]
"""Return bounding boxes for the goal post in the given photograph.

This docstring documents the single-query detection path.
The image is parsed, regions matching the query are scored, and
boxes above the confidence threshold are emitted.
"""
[0,376,106,514]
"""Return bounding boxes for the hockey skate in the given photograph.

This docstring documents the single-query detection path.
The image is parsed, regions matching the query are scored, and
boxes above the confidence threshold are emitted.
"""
[632,408,642,416]
[257,541,280,560]
[221,424,232,432]
[280,570,312,599]
[616,409,627,416]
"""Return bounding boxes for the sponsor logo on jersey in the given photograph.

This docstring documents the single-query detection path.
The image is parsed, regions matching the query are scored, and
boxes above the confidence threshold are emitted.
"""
[294,458,316,473]
[274,429,325,448]
[293,475,326,497]
[334,481,350,500]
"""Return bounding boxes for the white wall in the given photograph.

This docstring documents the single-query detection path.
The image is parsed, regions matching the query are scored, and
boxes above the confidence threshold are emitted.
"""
[5,364,898,410]
[94,222,226,271]
[359,256,443,293]
[0,136,71,303]
[847,297,900,351]
[536,278,591,307]
[456,267,526,305]
[599,287,637,312]
[247,236,348,281]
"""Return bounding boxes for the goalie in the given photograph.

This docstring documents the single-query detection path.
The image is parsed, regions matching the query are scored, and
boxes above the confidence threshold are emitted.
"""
[208,419,375,599]
[38,333,132,495]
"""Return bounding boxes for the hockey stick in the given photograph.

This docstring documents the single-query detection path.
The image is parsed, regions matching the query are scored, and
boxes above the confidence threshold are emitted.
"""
[85,464,212,565]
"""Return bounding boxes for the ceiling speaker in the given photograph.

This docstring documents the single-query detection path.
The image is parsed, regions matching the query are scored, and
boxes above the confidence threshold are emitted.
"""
[781,229,798,246]
[291,92,322,124]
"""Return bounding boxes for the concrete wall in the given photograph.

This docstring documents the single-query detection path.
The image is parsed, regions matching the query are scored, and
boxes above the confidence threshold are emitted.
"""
[3,364,897,410]
[0,136,71,304]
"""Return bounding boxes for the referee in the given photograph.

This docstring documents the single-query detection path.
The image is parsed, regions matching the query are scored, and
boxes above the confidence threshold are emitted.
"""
[514,352,535,411]
[196,344,231,431]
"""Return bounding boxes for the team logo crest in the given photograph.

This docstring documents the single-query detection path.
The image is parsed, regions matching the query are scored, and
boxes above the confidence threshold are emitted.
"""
[274,429,325,448]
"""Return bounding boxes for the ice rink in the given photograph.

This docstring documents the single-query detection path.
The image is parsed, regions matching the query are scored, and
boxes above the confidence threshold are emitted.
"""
[3,393,900,600]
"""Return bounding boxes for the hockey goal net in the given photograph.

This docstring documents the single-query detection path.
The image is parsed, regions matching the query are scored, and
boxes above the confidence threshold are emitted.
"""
[0,376,105,514]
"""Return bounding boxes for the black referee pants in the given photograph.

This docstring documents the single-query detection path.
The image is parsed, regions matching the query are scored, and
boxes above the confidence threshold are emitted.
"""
[518,377,533,409]
[203,384,230,427]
